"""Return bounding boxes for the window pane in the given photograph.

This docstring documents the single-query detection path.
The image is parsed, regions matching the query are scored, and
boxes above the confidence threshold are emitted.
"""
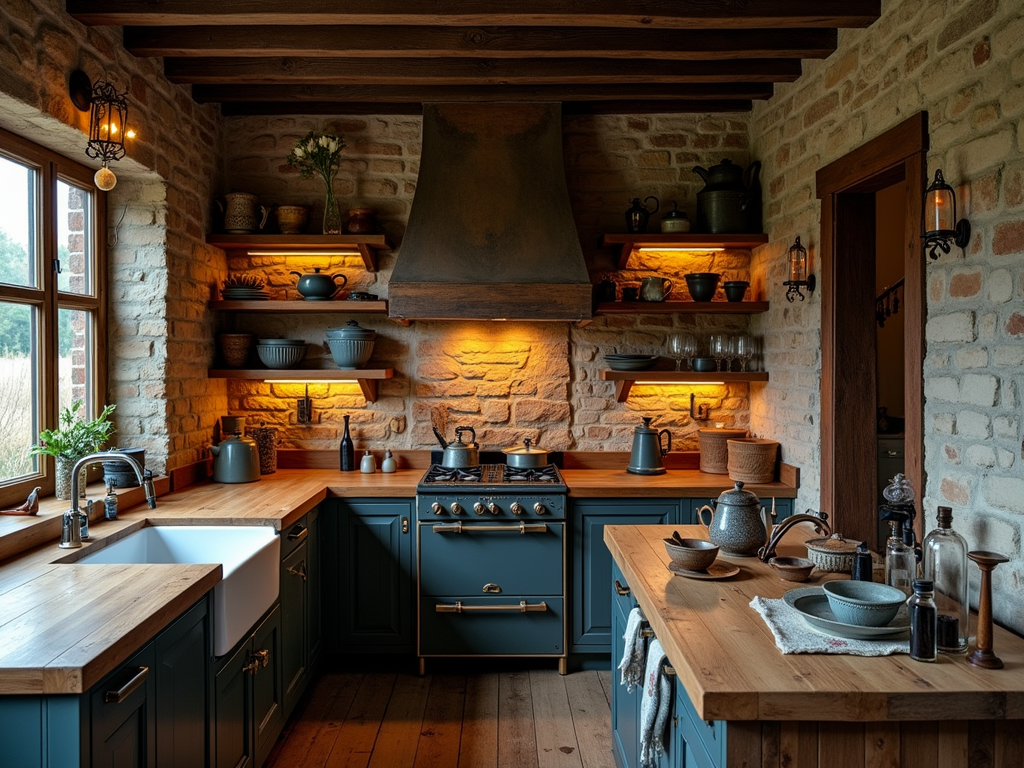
[0,154,37,289]
[59,308,92,414]
[0,302,38,482]
[57,179,93,295]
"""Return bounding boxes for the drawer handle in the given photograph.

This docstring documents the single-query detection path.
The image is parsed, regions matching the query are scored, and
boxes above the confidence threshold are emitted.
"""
[664,664,676,676]
[640,627,655,638]
[287,525,308,543]
[104,666,149,704]
[614,579,631,596]
[482,583,502,593]
[287,560,307,581]
[432,521,548,534]
[435,600,548,614]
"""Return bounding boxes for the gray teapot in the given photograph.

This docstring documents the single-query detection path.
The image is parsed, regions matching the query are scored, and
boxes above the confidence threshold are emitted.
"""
[627,417,671,475]
[697,481,765,556]
[291,267,348,301]
[210,432,261,483]
[692,159,762,234]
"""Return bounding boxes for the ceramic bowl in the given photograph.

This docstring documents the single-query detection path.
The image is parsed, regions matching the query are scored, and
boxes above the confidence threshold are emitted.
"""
[723,281,750,302]
[821,580,906,626]
[684,272,721,302]
[256,343,305,369]
[663,538,719,571]
[768,556,815,582]
[257,338,305,346]
[691,356,717,372]
[327,337,375,369]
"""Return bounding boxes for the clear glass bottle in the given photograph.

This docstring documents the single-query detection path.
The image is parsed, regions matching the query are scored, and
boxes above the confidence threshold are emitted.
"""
[922,505,969,653]
[908,579,937,662]
[885,520,915,596]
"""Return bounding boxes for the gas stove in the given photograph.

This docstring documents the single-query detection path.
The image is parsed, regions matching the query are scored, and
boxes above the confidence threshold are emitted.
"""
[417,463,567,494]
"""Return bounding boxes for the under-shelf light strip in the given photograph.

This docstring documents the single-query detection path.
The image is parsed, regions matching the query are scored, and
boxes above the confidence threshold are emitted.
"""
[632,381,726,385]
[636,247,726,252]
[245,250,361,257]
[264,379,358,384]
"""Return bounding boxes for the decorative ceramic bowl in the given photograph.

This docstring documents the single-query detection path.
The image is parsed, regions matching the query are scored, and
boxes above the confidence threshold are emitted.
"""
[768,556,815,582]
[723,280,750,302]
[327,337,375,369]
[256,343,305,369]
[805,534,859,573]
[691,356,717,372]
[684,272,721,302]
[821,581,906,626]
[663,538,719,571]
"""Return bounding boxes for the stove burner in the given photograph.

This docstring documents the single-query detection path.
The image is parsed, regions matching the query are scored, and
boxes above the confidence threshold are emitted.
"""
[423,465,482,483]
[502,465,560,483]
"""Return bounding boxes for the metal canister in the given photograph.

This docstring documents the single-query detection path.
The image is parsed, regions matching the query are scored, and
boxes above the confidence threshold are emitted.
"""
[246,423,278,474]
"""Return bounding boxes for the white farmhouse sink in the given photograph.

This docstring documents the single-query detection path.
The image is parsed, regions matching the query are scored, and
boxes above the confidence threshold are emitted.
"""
[77,525,280,656]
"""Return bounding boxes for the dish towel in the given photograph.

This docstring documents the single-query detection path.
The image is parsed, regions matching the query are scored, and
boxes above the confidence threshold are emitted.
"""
[750,596,909,655]
[618,607,645,692]
[639,638,671,768]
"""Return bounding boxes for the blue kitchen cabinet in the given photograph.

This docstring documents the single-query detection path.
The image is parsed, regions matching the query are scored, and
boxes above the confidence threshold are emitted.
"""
[280,507,321,721]
[322,498,415,653]
[611,559,640,768]
[572,498,680,653]
[682,495,793,526]
[91,643,156,768]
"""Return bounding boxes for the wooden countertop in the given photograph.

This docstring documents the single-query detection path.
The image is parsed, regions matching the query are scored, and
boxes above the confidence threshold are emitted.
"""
[604,523,1024,723]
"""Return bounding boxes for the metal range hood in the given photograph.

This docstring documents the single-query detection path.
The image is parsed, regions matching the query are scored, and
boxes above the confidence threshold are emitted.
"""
[388,103,592,321]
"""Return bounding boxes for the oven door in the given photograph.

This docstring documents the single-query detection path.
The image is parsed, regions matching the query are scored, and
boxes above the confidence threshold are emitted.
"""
[419,596,565,655]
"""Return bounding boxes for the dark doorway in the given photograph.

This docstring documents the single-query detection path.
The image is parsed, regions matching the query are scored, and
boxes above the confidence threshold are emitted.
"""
[815,113,928,548]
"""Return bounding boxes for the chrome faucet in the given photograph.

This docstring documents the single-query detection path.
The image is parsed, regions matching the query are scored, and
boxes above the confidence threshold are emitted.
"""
[757,509,832,563]
[59,451,157,549]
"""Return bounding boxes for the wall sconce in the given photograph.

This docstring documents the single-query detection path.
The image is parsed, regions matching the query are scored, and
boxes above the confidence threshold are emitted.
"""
[782,236,815,302]
[69,70,133,191]
[922,169,971,260]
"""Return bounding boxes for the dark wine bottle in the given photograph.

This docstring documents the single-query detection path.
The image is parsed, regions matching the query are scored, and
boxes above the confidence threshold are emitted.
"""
[340,414,355,471]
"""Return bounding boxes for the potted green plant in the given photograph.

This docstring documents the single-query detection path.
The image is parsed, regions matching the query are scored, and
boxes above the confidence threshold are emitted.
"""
[30,400,116,500]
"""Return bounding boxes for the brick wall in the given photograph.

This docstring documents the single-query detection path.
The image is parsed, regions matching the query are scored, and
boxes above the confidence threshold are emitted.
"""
[750,0,1024,629]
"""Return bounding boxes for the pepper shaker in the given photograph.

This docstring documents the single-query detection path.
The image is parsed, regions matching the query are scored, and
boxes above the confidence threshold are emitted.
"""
[381,449,397,473]
[360,450,376,474]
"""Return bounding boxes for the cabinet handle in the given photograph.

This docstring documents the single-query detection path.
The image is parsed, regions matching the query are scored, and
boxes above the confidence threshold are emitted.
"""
[435,600,548,613]
[287,560,307,581]
[640,627,655,638]
[104,666,149,703]
[614,579,631,596]
[287,524,308,542]
[244,648,270,675]
[402,516,409,534]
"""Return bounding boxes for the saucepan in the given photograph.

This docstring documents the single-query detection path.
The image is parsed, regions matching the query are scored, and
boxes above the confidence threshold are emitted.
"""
[502,437,552,468]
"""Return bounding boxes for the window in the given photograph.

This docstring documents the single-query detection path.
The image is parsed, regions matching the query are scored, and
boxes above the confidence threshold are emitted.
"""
[0,127,106,505]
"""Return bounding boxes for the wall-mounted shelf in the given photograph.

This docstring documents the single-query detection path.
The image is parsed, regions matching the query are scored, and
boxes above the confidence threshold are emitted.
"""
[208,298,409,325]
[602,233,769,269]
[599,369,769,402]
[594,300,768,315]
[208,368,394,403]
[206,234,394,273]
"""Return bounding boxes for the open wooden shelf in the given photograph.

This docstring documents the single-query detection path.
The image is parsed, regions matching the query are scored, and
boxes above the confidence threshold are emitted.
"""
[594,300,768,315]
[599,369,769,402]
[210,299,388,314]
[602,233,769,269]
[208,368,394,402]
[206,234,394,272]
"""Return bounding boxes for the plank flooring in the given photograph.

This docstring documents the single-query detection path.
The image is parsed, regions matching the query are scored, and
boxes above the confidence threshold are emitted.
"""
[267,666,615,768]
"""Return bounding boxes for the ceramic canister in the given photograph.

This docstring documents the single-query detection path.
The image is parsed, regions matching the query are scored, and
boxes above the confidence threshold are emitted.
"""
[246,424,278,474]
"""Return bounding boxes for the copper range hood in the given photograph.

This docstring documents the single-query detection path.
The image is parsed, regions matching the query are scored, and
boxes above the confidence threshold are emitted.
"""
[388,103,592,321]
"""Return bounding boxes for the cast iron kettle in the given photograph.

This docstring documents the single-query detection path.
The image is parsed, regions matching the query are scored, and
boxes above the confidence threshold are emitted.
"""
[210,431,261,483]
[697,481,766,556]
[627,417,672,475]
[290,267,348,301]
[435,425,480,468]
[692,159,762,234]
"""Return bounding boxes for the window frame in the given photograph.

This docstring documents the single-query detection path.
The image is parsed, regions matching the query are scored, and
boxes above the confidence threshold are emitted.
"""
[0,125,107,507]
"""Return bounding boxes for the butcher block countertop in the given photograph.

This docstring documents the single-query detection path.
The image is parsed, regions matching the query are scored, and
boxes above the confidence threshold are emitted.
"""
[604,523,1024,724]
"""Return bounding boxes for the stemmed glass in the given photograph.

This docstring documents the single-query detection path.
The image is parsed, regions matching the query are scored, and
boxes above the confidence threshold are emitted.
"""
[709,333,729,372]
[682,334,698,369]
[735,334,754,372]
[668,333,686,371]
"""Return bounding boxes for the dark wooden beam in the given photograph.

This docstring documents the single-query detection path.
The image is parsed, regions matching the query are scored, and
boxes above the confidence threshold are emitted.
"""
[192,82,774,104]
[69,1,881,29]
[125,25,837,60]
[165,56,801,85]
[217,99,756,116]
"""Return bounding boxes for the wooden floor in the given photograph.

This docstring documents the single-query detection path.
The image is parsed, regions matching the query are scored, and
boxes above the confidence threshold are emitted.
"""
[266,665,616,768]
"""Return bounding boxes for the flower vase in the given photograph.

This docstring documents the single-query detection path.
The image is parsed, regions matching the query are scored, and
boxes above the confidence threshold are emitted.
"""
[55,455,86,500]
[322,183,342,235]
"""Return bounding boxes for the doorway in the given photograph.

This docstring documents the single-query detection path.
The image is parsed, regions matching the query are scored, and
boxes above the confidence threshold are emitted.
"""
[815,113,928,549]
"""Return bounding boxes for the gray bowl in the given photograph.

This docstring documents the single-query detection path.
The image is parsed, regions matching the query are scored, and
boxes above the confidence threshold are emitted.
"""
[664,538,718,571]
[327,337,375,369]
[684,272,721,302]
[821,581,906,626]
[691,356,717,372]
[256,343,305,369]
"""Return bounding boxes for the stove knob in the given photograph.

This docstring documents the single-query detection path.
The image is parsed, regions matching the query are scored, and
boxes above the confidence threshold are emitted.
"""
[431,502,444,516]
[510,502,525,516]
[450,502,464,515]
[534,502,547,515]
[487,502,500,515]
[473,502,486,516]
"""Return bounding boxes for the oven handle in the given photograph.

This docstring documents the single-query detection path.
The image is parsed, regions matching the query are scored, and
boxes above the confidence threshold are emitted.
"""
[431,521,548,534]
[435,600,549,614]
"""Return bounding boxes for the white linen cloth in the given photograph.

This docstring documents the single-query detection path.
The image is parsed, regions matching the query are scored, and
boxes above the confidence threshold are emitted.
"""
[750,596,909,656]
[639,638,672,768]
[618,606,645,692]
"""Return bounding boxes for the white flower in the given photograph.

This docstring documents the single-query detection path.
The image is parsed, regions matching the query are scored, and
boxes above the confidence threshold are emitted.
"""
[293,147,305,158]
[328,139,338,152]
[318,136,330,148]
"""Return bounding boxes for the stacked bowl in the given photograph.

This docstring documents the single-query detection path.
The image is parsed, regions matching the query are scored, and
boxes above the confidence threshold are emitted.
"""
[604,353,658,371]
[326,320,377,369]
[256,338,306,369]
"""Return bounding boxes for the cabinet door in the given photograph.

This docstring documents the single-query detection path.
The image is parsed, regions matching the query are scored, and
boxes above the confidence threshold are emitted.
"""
[213,640,253,768]
[572,498,679,652]
[91,643,156,768]
[154,598,210,768]
[307,506,322,667]
[253,605,284,768]
[325,499,414,652]
[280,540,308,720]
[610,561,640,768]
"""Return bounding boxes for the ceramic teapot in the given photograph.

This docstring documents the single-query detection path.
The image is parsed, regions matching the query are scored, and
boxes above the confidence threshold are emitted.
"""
[290,267,348,300]
[625,196,660,234]
[691,160,762,234]
[218,192,269,234]
[697,481,766,556]
[210,432,261,483]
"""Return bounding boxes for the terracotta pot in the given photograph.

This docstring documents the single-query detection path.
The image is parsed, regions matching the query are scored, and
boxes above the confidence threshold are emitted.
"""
[345,208,376,234]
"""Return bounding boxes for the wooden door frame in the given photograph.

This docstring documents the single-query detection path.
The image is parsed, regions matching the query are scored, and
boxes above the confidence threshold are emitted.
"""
[815,112,928,546]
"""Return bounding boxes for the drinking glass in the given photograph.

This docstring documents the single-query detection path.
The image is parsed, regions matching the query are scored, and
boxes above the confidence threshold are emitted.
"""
[667,333,686,371]
[681,334,698,370]
[709,333,729,372]
[735,334,754,372]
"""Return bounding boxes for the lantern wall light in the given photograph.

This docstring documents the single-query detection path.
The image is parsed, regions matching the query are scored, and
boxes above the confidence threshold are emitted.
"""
[69,70,134,191]
[782,235,815,302]
[922,169,971,260]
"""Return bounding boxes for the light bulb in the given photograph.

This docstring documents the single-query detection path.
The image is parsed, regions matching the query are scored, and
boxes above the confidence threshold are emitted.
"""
[94,165,117,191]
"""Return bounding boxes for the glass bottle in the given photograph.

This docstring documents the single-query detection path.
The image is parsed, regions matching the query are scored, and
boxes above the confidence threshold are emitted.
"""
[339,414,355,471]
[922,505,969,653]
[851,541,873,581]
[885,520,915,596]
[908,579,937,662]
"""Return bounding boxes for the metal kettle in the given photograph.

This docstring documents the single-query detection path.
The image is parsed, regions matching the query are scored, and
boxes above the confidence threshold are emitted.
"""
[436,425,480,468]
[627,417,672,475]
[210,431,261,483]
[692,159,762,234]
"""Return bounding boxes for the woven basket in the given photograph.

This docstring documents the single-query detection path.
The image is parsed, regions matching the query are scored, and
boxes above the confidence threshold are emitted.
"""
[698,428,747,474]
[727,438,779,483]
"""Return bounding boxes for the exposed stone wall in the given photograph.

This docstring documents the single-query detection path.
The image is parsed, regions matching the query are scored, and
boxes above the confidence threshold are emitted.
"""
[750,0,1024,630]
[219,113,760,453]
[0,0,226,473]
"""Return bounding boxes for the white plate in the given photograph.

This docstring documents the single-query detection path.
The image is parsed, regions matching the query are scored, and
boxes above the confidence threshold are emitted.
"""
[783,586,909,640]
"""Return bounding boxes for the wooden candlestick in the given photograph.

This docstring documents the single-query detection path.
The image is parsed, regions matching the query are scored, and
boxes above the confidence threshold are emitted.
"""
[967,550,1009,669]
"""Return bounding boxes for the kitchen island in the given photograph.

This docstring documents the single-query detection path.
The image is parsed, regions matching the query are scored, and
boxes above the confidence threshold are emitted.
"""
[605,523,1024,767]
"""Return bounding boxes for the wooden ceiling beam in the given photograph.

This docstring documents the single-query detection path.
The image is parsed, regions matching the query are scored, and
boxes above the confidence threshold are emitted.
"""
[68,0,881,29]
[217,99,756,116]
[124,25,837,60]
[165,57,802,85]
[192,82,774,104]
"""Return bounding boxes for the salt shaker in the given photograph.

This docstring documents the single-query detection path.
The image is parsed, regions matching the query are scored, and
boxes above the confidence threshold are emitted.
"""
[381,449,397,473]
[360,450,376,474]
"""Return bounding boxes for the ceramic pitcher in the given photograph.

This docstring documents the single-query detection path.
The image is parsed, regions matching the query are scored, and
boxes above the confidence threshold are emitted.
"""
[639,276,673,302]
[219,192,269,234]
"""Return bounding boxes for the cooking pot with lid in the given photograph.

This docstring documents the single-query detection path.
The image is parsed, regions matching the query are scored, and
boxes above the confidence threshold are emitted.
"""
[502,437,551,468]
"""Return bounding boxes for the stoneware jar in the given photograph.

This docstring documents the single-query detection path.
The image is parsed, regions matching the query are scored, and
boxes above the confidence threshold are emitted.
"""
[219,192,269,234]
[274,205,309,234]
[697,481,767,557]
[345,208,377,234]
